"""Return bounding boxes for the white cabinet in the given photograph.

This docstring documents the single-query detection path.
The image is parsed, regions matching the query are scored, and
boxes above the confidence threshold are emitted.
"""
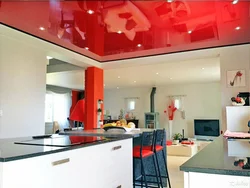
[1,138,132,188]
[226,106,250,132]
[184,172,250,188]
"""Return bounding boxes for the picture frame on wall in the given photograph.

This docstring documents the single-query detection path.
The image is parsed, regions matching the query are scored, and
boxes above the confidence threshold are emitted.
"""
[227,70,246,87]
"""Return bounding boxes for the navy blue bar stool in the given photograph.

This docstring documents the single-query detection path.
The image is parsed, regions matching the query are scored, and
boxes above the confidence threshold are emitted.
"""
[133,131,161,188]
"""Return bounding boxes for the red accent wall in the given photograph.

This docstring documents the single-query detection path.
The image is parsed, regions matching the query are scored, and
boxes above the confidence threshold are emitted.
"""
[70,90,79,115]
[84,67,104,129]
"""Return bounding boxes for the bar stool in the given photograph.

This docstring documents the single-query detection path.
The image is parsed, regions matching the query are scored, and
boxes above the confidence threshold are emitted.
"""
[154,129,171,188]
[133,131,161,188]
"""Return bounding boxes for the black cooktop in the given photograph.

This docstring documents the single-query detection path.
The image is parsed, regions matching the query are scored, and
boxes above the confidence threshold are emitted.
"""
[15,135,105,147]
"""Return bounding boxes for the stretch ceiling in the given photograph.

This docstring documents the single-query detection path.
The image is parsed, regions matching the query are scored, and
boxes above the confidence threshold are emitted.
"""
[0,0,249,62]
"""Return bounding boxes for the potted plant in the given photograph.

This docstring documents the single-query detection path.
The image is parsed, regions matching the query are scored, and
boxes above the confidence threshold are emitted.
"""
[173,133,182,145]
[97,108,102,115]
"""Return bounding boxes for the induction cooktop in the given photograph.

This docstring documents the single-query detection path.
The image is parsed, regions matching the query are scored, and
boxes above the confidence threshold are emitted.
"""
[15,135,106,147]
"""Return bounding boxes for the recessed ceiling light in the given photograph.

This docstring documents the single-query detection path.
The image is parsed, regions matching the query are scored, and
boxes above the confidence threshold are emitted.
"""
[134,81,136,83]
[156,72,159,75]
[117,30,122,34]
[39,27,45,31]
[170,78,173,80]
[232,0,239,4]
[85,47,89,50]
[46,56,53,60]
[202,68,205,70]
[235,26,241,30]
[104,84,105,87]
[117,87,119,89]
[87,10,94,14]
[137,44,142,47]
[188,30,192,34]
[118,76,120,79]
[167,0,174,2]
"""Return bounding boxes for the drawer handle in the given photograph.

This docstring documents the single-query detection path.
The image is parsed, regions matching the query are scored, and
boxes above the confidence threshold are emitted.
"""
[52,158,70,166]
[112,145,122,151]
[117,185,122,188]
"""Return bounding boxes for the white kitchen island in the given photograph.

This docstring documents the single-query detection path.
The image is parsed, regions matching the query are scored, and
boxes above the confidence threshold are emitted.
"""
[0,135,133,188]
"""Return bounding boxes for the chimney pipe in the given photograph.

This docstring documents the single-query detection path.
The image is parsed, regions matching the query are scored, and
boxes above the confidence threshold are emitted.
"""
[150,87,156,113]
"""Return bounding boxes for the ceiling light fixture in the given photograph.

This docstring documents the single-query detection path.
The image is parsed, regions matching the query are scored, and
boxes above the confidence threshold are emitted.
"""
[170,78,173,80]
[235,26,241,30]
[104,84,105,87]
[87,10,94,14]
[156,72,159,75]
[85,47,89,50]
[39,27,45,31]
[137,44,142,47]
[232,0,239,4]
[134,81,136,83]
[117,30,122,34]
[117,87,119,89]
[202,68,205,70]
[118,76,121,79]
[46,56,53,60]
[167,0,174,2]
[188,30,192,34]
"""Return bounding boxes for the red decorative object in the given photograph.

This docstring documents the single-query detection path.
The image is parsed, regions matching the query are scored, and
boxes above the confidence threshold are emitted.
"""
[167,100,177,120]
[181,141,194,145]
[69,99,85,123]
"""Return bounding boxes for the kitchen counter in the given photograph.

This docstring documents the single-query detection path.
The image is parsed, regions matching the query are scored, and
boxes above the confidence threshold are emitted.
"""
[0,134,130,162]
[180,135,250,188]
[60,128,154,138]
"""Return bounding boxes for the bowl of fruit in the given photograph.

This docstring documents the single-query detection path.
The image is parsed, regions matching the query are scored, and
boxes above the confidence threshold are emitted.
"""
[231,96,245,106]
[103,120,135,132]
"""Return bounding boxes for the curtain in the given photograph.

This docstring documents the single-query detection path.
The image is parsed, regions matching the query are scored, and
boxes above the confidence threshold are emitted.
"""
[46,91,72,130]
[168,95,186,119]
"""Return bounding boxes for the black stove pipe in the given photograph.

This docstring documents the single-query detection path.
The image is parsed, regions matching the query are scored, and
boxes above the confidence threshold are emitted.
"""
[150,87,156,113]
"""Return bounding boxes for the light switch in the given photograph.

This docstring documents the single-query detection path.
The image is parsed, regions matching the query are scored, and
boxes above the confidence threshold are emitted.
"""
[0,110,3,117]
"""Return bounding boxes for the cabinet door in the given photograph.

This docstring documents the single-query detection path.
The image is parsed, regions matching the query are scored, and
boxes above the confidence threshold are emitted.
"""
[2,150,74,188]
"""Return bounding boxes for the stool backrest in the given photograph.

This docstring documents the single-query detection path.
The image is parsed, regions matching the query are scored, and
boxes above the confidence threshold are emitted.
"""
[141,131,155,151]
[154,129,166,148]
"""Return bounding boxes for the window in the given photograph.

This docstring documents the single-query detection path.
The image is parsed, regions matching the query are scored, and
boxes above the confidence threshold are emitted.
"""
[129,100,135,111]
[174,99,180,110]
[125,97,139,112]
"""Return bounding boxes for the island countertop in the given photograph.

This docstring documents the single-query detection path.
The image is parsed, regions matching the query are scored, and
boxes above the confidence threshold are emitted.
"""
[59,128,154,138]
[180,135,250,176]
[0,134,131,162]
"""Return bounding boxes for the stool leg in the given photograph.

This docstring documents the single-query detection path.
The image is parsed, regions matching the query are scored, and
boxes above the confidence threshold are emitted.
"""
[155,152,164,187]
[162,150,171,188]
[152,154,161,187]
[141,158,148,188]
[133,158,135,188]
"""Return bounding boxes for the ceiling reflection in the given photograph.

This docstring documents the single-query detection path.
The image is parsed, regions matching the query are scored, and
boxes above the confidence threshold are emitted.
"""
[0,0,249,62]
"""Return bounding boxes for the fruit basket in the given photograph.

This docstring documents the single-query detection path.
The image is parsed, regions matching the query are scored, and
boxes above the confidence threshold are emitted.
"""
[103,120,135,132]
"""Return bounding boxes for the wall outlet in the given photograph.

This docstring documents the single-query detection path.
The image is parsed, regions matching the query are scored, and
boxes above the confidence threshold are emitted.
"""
[0,110,3,117]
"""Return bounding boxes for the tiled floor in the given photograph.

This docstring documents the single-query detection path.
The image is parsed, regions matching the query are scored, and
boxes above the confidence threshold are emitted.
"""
[135,156,190,188]
[167,156,190,188]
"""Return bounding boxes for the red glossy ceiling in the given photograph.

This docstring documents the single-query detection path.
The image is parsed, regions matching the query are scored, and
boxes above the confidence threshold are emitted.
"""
[0,0,249,62]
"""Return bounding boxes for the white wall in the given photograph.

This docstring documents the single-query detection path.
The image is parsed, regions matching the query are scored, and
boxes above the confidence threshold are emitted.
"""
[0,35,47,138]
[104,82,221,138]
[220,44,250,131]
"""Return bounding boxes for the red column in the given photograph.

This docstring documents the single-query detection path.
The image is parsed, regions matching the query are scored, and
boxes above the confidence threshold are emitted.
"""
[84,67,104,129]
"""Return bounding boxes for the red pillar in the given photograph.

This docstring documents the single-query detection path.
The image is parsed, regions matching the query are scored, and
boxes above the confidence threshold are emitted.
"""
[84,67,104,129]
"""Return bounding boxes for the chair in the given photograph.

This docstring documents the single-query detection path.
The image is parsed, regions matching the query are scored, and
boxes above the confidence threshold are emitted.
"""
[133,131,161,188]
[154,129,171,188]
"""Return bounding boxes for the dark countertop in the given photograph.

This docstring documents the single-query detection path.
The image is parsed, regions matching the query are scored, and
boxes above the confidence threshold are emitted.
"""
[60,128,154,138]
[0,134,132,162]
[180,136,250,176]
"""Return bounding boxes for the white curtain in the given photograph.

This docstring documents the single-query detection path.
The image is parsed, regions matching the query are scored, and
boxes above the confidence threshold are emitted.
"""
[47,91,72,130]
[168,95,186,119]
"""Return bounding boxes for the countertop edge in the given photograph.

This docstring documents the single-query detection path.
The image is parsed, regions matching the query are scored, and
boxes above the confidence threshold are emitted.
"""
[0,136,132,162]
[180,166,250,177]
